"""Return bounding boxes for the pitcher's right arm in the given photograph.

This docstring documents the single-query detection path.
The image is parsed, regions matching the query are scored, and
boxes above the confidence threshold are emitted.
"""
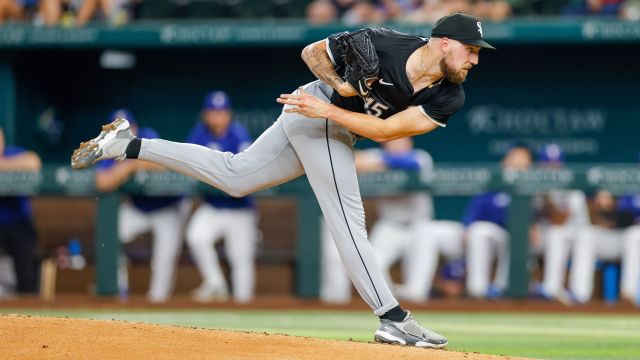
[301,39,357,97]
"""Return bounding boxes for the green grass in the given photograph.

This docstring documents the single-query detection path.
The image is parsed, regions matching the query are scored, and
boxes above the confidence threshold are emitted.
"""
[2,309,639,360]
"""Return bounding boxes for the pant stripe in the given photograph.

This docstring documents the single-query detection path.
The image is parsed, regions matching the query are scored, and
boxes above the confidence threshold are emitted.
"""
[324,119,382,308]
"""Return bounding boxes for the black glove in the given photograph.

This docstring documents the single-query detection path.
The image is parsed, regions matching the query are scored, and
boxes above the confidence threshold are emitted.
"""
[337,30,380,97]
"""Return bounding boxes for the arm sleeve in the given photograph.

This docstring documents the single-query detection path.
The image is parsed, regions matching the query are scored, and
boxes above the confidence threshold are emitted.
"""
[137,127,159,140]
[95,159,115,172]
[234,123,253,152]
[3,146,25,157]
[419,85,465,127]
[186,123,204,144]
[382,152,421,171]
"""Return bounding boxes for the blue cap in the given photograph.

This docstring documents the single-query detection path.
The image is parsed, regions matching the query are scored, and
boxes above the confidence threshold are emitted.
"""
[203,91,231,111]
[110,108,136,126]
[538,143,564,164]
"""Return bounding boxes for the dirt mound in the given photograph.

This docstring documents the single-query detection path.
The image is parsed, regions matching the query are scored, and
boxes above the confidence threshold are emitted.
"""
[0,315,527,360]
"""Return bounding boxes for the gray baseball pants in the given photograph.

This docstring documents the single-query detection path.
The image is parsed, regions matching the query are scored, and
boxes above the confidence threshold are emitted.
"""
[138,80,399,315]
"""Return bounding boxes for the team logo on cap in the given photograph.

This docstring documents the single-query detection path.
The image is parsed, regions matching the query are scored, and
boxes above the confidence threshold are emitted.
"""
[477,22,483,38]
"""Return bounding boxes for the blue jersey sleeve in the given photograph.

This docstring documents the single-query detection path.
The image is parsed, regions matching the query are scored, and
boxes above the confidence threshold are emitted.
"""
[186,123,208,145]
[618,194,640,223]
[229,121,253,152]
[3,146,25,157]
[137,127,159,139]
[463,195,484,226]
[96,158,116,171]
[382,152,421,171]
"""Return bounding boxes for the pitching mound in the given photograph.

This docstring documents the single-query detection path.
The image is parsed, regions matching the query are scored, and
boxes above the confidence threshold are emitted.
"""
[0,315,526,360]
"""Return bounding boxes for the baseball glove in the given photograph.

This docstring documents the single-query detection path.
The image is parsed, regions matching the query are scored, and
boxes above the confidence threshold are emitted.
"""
[336,30,380,98]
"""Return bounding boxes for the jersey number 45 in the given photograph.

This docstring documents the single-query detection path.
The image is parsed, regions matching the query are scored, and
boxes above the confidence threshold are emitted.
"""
[364,97,389,118]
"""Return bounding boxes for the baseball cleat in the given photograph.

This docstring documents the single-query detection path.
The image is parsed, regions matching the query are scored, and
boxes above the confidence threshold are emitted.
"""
[70,117,134,170]
[374,311,448,349]
[190,283,230,303]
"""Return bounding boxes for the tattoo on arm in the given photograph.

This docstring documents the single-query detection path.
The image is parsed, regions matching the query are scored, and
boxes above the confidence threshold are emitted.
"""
[302,41,343,90]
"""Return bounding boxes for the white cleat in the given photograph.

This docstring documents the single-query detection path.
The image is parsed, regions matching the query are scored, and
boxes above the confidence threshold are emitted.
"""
[70,117,134,170]
[190,283,230,303]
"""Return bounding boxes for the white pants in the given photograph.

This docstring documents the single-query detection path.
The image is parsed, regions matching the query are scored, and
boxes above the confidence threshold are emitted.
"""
[321,218,464,303]
[186,204,258,303]
[401,220,464,301]
[119,201,186,301]
[140,81,399,315]
[622,225,640,301]
[569,226,623,303]
[540,225,580,296]
[465,221,510,298]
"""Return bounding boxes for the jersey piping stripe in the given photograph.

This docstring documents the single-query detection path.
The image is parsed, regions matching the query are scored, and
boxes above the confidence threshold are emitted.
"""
[324,119,383,308]
[419,106,447,127]
[326,39,337,65]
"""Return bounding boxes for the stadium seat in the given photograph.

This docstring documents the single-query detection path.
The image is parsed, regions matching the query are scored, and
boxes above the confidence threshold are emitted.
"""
[241,0,310,18]
[181,0,222,19]
[598,261,620,303]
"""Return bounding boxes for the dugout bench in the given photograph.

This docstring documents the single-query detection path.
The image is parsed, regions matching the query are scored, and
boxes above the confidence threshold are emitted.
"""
[2,163,639,300]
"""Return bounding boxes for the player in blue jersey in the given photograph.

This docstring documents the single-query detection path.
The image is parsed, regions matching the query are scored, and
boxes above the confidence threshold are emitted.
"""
[0,127,41,295]
[95,110,187,303]
[185,91,259,303]
[465,144,532,298]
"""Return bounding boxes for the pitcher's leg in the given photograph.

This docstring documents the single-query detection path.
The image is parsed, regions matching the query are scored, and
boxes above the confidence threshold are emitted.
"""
[320,218,352,304]
[283,115,397,315]
[139,119,304,197]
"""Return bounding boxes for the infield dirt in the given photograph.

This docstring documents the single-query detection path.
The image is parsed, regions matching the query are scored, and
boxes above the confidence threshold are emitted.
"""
[0,315,532,360]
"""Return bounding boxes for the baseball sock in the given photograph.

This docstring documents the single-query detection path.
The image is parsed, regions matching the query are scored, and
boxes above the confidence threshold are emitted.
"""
[379,305,408,322]
[125,138,141,159]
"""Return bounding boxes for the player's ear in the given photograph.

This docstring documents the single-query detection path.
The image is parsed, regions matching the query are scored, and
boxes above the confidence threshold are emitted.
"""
[440,37,450,53]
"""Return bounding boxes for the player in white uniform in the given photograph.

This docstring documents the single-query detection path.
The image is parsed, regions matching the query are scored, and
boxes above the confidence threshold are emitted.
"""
[95,110,187,303]
[568,190,636,303]
[465,144,532,298]
[619,194,640,304]
[185,92,258,303]
[320,137,464,304]
[529,144,589,301]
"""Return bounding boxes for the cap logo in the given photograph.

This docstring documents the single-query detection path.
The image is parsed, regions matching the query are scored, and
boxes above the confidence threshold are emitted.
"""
[477,21,483,38]
[212,92,227,108]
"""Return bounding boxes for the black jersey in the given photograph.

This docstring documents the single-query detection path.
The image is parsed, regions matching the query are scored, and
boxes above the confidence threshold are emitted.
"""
[327,28,465,127]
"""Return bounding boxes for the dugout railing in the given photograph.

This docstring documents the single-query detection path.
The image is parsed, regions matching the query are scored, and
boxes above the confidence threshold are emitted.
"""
[1,163,639,298]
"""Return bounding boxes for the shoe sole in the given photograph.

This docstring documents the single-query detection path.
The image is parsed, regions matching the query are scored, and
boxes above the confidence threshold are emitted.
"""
[71,117,129,170]
[374,330,448,349]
